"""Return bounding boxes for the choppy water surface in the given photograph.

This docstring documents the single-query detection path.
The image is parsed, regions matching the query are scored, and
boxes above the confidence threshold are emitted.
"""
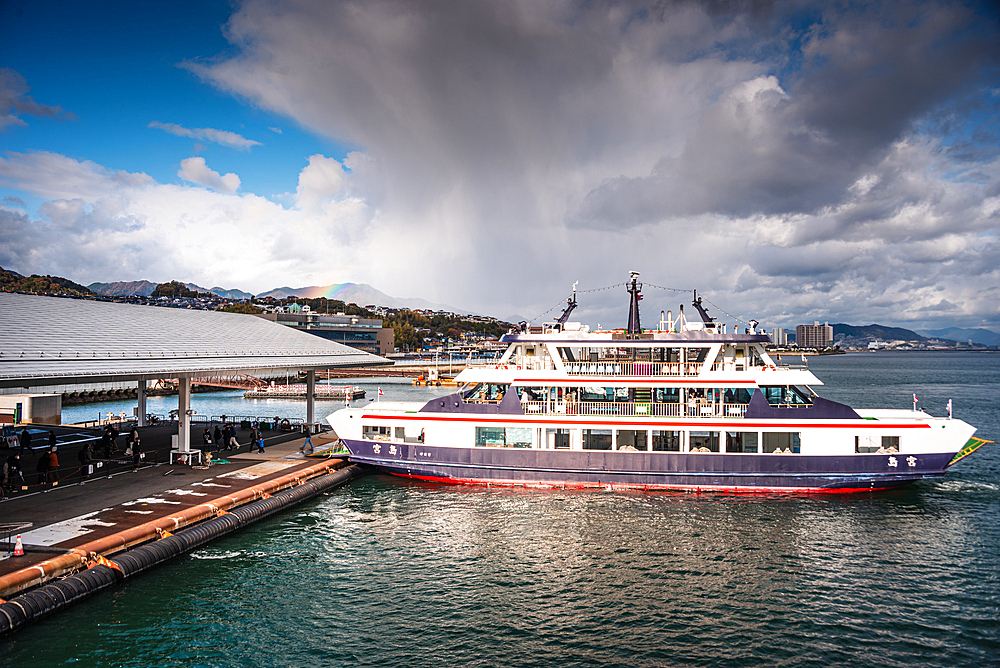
[5,353,999,667]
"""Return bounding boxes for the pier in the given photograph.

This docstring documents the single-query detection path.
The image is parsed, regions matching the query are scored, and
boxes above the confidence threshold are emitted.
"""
[0,427,364,635]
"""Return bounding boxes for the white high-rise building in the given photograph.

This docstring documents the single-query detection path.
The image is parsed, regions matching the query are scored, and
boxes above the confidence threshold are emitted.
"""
[770,328,787,346]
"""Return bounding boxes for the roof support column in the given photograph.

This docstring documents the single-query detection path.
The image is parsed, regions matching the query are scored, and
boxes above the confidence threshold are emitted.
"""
[306,370,316,433]
[177,377,191,454]
[137,379,147,427]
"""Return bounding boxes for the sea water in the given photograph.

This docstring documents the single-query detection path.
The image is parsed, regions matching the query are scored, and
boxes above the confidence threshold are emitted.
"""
[4,352,998,667]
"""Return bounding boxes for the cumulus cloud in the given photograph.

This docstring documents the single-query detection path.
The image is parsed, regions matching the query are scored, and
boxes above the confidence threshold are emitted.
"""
[148,120,262,150]
[0,68,74,130]
[0,150,372,292]
[178,157,241,193]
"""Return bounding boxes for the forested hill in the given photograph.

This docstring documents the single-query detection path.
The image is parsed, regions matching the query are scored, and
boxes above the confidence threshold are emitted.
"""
[88,280,158,296]
[0,266,93,296]
[832,323,925,341]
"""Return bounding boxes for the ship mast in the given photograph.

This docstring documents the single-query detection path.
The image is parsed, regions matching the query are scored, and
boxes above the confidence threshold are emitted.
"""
[626,272,642,336]
[555,281,579,328]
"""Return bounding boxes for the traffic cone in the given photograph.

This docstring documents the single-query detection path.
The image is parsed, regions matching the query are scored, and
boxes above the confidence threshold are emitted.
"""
[13,534,24,557]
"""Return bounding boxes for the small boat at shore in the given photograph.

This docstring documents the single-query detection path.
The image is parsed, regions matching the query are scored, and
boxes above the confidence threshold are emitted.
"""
[328,275,986,493]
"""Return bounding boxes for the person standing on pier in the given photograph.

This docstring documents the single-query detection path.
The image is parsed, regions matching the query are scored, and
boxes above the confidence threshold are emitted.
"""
[35,449,51,485]
[78,442,92,480]
[132,431,142,471]
[214,425,223,450]
[3,453,24,497]
[48,430,56,451]
[18,427,31,455]
[226,424,239,450]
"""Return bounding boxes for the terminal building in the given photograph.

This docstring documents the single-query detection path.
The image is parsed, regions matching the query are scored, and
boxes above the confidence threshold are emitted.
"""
[256,309,395,356]
[796,321,834,349]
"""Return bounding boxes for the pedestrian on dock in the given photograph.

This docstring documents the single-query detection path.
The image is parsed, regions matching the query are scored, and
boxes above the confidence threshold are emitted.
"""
[35,449,51,485]
[3,453,24,497]
[101,426,114,458]
[301,431,314,455]
[132,432,142,471]
[48,429,57,451]
[202,428,213,449]
[273,415,280,431]
[213,425,223,449]
[226,424,239,450]
[18,427,31,455]
[254,427,265,453]
[78,442,93,480]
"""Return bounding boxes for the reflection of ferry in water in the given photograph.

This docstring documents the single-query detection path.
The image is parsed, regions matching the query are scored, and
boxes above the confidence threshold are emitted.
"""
[328,274,987,492]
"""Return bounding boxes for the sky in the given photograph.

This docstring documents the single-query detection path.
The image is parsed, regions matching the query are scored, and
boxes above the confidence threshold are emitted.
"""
[1,0,998,332]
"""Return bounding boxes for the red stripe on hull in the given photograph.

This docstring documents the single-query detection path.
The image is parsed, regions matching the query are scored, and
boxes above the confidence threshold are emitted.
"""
[386,471,901,495]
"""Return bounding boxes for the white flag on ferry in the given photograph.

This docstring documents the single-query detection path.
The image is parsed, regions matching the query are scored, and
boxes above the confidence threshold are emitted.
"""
[947,399,953,418]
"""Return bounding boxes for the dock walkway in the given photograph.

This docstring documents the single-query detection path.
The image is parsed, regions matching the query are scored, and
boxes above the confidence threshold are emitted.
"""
[0,430,347,596]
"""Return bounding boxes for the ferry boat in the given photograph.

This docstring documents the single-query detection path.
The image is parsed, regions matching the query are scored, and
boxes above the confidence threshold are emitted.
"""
[327,274,987,492]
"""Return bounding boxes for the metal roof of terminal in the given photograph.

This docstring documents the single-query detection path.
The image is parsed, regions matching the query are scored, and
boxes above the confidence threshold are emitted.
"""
[0,292,389,388]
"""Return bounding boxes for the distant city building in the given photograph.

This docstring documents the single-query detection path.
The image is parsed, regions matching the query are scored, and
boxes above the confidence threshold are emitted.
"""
[796,321,833,349]
[257,312,394,356]
[770,328,787,346]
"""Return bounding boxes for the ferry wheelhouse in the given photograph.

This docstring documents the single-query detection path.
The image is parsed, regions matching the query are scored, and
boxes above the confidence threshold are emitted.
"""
[328,275,985,492]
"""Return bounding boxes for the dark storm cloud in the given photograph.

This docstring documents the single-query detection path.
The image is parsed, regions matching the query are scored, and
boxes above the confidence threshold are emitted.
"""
[576,0,1000,225]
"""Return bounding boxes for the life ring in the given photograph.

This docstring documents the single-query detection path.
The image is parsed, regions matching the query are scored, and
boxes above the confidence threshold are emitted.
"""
[516,365,522,370]
[280,418,291,431]
[766,365,776,371]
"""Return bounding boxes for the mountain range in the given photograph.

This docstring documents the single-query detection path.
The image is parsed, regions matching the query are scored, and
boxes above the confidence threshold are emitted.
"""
[917,327,1000,346]
[87,279,468,314]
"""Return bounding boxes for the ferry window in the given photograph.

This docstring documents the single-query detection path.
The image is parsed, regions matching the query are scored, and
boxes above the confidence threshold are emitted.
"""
[546,428,570,449]
[786,386,811,405]
[475,427,533,448]
[506,428,532,448]
[652,430,680,451]
[580,387,613,402]
[395,427,423,444]
[762,386,784,406]
[688,348,710,363]
[616,429,648,451]
[583,429,612,450]
[476,427,505,447]
[764,432,800,453]
[653,388,680,403]
[557,347,579,362]
[723,388,752,404]
[881,436,900,452]
[726,431,758,453]
[690,431,720,453]
[855,435,879,453]
[467,384,508,403]
[362,425,391,441]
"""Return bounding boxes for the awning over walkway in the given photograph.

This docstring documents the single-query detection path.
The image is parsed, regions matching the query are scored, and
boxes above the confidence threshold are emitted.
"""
[0,292,388,388]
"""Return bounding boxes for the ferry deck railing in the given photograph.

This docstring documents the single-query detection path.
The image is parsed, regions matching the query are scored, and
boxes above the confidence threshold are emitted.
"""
[519,401,748,418]
[563,362,703,376]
